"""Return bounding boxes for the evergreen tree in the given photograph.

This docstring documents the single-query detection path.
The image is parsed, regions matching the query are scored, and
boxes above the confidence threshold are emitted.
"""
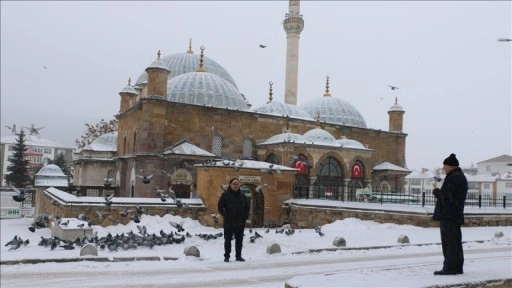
[6,129,30,187]
[50,152,70,176]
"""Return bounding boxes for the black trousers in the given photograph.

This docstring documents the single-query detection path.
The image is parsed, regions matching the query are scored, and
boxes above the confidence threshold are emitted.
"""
[440,220,464,272]
[224,225,245,259]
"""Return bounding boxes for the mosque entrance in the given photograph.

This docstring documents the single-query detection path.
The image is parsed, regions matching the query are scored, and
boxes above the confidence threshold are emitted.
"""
[241,185,264,228]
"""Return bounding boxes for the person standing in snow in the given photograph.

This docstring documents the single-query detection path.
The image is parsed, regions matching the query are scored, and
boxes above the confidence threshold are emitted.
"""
[432,153,468,275]
[218,178,250,262]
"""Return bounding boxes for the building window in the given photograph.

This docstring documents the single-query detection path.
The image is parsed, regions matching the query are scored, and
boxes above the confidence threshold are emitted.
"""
[86,189,99,197]
[486,165,491,172]
[411,179,421,185]
[265,154,279,164]
[212,134,223,156]
[242,138,253,159]
[483,183,490,189]
[506,182,512,188]
[8,145,15,151]
[44,148,52,154]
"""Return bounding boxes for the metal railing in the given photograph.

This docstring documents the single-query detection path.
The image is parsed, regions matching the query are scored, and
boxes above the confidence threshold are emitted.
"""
[292,185,511,209]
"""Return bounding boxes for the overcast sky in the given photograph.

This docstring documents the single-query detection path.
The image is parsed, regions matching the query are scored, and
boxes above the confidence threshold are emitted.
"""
[1,1,510,170]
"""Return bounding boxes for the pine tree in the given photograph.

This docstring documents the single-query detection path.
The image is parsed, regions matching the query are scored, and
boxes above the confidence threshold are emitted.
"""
[50,152,70,176]
[6,129,31,187]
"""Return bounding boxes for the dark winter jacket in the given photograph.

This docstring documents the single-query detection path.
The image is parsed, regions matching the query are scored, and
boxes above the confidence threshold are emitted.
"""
[432,167,468,225]
[218,187,250,228]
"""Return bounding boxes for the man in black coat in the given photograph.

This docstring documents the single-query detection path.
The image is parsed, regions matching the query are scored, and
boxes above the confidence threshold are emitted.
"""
[218,178,250,262]
[432,153,468,275]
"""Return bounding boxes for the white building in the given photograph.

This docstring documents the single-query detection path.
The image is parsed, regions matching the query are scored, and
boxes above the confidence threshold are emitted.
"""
[405,154,512,206]
[0,124,74,187]
[477,154,512,175]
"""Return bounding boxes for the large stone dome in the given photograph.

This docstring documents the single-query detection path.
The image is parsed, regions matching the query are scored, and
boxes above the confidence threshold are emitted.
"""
[135,50,237,88]
[167,72,248,111]
[303,127,339,146]
[300,95,367,128]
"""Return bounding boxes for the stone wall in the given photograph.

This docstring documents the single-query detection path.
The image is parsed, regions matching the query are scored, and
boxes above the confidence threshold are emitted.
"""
[284,204,512,228]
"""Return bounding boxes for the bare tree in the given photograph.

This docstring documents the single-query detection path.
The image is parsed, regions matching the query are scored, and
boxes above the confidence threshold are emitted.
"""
[75,118,118,149]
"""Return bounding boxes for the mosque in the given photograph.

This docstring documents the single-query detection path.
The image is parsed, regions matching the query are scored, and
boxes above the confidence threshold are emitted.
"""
[72,0,409,227]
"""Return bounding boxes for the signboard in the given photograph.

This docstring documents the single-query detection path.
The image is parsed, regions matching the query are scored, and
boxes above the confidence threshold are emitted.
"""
[1,207,21,219]
[239,176,261,183]
[0,191,22,219]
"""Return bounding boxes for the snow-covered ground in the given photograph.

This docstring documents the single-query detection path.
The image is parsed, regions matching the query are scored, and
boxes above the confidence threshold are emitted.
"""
[1,209,511,288]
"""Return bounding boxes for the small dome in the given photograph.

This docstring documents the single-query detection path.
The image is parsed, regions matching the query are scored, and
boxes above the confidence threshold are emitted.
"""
[85,132,118,152]
[135,52,237,88]
[388,97,404,112]
[259,131,309,145]
[146,58,170,71]
[300,97,367,128]
[252,101,314,120]
[36,164,66,177]
[337,137,368,150]
[167,72,248,111]
[120,85,137,95]
[303,128,338,146]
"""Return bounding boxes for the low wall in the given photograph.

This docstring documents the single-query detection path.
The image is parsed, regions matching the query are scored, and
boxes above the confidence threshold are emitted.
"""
[284,203,512,228]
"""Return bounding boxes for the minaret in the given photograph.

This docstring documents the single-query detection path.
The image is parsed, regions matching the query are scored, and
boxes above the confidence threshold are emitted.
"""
[388,97,405,132]
[283,0,304,106]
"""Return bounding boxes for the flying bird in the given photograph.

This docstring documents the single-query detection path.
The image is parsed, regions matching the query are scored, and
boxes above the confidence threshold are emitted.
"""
[259,44,267,48]
[43,66,47,69]
[388,85,399,90]
[10,185,26,202]
[136,173,154,184]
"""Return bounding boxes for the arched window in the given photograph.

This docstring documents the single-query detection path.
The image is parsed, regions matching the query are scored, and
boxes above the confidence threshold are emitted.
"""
[132,130,137,153]
[123,135,127,155]
[265,154,279,165]
[212,134,223,156]
[314,156,344,200]
[242,138,253,159]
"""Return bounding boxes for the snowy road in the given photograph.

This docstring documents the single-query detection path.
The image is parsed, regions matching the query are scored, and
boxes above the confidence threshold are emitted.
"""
[2,246,510,288]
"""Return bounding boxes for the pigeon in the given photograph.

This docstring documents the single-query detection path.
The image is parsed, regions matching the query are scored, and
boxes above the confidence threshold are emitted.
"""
[259,44,267,48]
[211,214,220,224]
[169,221,185,232]
[136,173,154,184]
[105,193,114,206]
[95,210,105,223]
[388,85,399,90]
[134,205,145,215]
[11,185,26,202]
[119,208,131,217]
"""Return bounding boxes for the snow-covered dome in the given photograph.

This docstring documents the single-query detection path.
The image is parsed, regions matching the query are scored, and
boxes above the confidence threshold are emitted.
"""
[84,132,118,152]
[337,137,368,150]
[259,131,309,145]
[135,50,237,88]
[253,101,314,120]
[303,127,338,146]
[299,78,367,128]
[36,164,66,177]
[388,97,404,112]
[167,72,248,111]
[300,96,367,128]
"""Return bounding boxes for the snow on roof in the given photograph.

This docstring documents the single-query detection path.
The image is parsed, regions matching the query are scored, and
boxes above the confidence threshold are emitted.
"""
[405,169,440,179]
[203,159,297,172]
[477,154,512,164]
[83,132,117,152]
[373,161,410,172]
[45,187,204,206]
[0,134,70,148]
[162,140,216,157]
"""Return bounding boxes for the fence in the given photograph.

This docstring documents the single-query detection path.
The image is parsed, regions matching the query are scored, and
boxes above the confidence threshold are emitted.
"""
[292,185,511,209]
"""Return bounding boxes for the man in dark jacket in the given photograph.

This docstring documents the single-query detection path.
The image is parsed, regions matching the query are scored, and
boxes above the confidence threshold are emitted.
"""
[432,153,468,275]
[218,178,250,262]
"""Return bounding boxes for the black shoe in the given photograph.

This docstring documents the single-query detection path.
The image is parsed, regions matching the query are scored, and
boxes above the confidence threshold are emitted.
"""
[235,257,245,262]
[224,258,229,262]
[434,270,458,275]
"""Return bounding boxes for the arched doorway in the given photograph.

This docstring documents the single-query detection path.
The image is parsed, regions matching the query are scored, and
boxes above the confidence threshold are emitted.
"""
[348,161,365,201]
[241,184,264,228]
[314,156,344,200]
